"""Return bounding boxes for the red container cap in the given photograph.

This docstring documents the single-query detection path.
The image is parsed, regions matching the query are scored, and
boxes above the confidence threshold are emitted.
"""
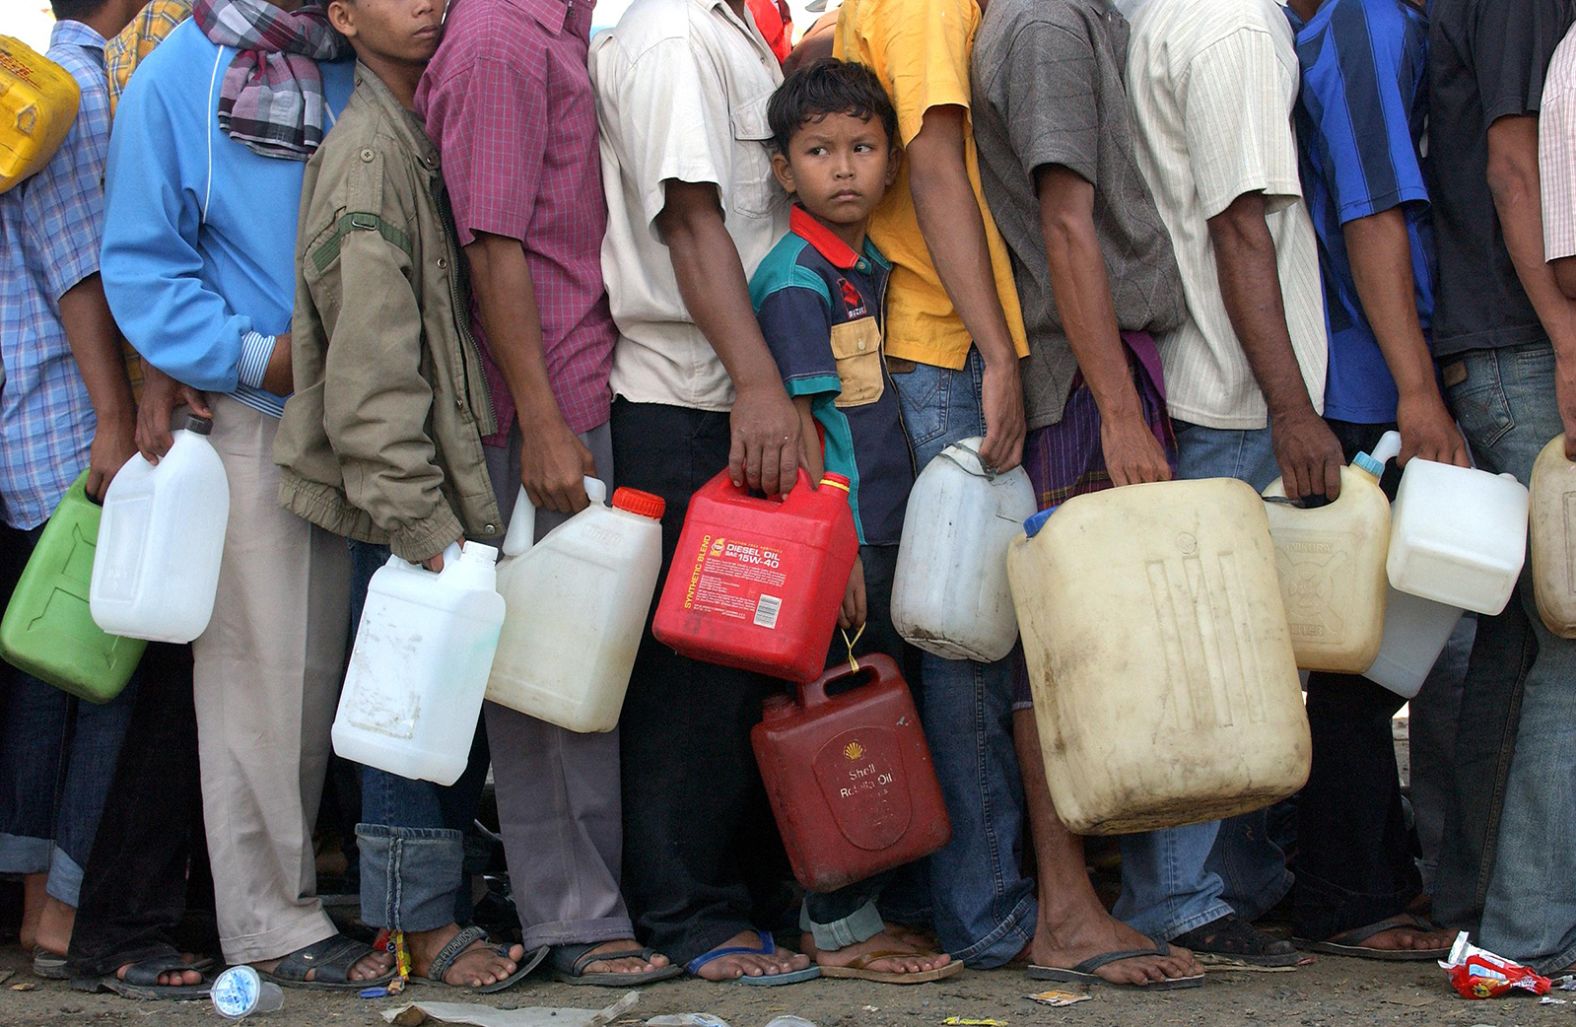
[820,473,851,493]
[612,488,666,520]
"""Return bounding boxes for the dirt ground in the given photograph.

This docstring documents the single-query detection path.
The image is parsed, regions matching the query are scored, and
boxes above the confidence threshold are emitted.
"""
[2,942,1572,1027]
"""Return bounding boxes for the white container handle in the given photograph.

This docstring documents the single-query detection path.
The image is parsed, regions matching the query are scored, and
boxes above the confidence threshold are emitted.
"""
[501,477,607,557]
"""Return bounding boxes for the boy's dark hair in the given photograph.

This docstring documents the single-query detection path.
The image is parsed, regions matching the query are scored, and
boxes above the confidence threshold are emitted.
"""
[767,58,898,156]
[51,0,112,21]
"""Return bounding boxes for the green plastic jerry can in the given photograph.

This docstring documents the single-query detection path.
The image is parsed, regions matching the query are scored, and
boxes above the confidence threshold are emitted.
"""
[0,471,145,702]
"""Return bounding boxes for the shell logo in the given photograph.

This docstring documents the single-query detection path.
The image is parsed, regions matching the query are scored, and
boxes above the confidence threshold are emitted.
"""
[842,741,865,761]
[710,538,726,556]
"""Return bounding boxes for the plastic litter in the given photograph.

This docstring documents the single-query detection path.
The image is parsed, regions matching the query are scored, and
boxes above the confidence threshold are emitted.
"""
[764,1019,818,1027]
[1025,988,1092,1007]
[1439,932,1550,999]
[645,1017,730,1027]
[941,1020,1008,1026]
[211,966,284,1019]
[382,991,637,1026]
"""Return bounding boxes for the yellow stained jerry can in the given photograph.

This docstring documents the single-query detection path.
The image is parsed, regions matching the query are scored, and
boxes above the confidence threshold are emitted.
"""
[0,35,80,194]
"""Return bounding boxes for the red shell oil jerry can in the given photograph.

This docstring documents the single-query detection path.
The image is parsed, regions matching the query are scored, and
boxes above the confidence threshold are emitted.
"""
[751,653,952,893]
[654,469,858,683]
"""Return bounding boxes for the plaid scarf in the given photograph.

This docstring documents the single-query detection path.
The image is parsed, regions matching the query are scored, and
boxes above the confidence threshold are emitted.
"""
[191,0,347,160]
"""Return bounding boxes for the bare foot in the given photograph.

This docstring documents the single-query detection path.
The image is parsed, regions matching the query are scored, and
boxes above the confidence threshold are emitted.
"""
[18,875,46,953]
[409,925,522,988]
[815,929,951,977]
[1354,926,1455,952]
[690,930,810,981]
[1023,909,1202,986]
[33,895,76,956]
[577,938,671,976]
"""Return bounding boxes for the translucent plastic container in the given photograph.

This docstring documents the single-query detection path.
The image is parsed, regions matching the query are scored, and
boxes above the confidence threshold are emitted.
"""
[332,542,505,785]
[1262,446,1391,673]
[487,479,665,732]
[1531,436,1576,637]
[1388,455,1528,616]
[0,471,145,701]
[90,415,230,643]
[1363,585,1463,699]
[0,36,80,194]
[1008,479,1310,835]
[892,437,1036,662]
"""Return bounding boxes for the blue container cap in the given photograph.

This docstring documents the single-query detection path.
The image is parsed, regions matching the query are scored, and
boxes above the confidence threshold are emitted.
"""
[1023,505,1059,539]
[1353,452,1383,477]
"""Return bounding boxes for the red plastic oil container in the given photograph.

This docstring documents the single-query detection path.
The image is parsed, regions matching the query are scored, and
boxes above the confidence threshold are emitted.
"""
[752,654,951,892]
[654,469,858,683]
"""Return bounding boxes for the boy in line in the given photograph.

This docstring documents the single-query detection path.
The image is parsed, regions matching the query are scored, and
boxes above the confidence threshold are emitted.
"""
[750,58,959,985]
[969,0,1204,987]
[271,0,534,990]
[832,0,1036,969]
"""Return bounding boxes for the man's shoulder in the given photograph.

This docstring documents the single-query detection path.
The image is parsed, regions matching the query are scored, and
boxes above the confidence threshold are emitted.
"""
[596,0,702,62]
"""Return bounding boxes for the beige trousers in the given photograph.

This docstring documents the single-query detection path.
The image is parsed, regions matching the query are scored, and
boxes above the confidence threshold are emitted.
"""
[193,395,349,963]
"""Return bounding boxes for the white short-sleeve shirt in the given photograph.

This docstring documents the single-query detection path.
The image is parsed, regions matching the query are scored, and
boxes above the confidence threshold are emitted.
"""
[1542,28,1576,263]
[1124,0,1327,430]
[590,0,789,412]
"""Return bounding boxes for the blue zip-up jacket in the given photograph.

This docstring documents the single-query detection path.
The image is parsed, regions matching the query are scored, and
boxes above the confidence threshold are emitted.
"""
[100,19,354,418]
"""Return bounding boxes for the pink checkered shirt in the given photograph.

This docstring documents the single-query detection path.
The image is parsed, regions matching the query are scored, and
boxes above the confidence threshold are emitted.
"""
[415,0,615,441]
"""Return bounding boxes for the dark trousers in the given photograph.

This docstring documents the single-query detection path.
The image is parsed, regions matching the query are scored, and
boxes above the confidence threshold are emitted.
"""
[66,641,204,978]
[1291,419,1421,939]
[612,399,791,966]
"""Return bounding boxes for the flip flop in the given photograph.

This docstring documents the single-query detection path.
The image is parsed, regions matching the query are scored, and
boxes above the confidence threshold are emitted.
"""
[685,930,821,986]
[550,943,684,986]
[1029,940,1205,991]
[256,934,396,991]
[32,948,68,980]
[1294,913,1452,962]
[409,925,548,993]
[818,949,963,985]
[71,953,212,1001]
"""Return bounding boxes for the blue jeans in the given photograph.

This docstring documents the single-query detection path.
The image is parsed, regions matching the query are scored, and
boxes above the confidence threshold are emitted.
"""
[888,349,1035,968]
[1439,342,1576,974]
[1116,422,1287,940]
[347,540,490,933]
[0,523,139,907]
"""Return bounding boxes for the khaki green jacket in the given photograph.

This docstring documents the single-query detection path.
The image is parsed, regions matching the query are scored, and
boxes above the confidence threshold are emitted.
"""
[276,65,502,563]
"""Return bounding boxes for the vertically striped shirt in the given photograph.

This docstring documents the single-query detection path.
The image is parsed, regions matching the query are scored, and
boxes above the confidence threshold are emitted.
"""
[1542,26,1576,263]
[1123,0,1327,431]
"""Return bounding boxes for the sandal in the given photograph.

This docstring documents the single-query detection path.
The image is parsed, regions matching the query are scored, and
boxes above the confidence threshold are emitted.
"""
[685,930,821,986]
[1172,914,1301,970]
[410,925,547,994]
[551,942,684,987]
[1028,939,1204,990]
[32,948,68,980]
[71,953,212,1001]
[819,949,963,985]
[1294,913,1452,961]
[256,934,395,991]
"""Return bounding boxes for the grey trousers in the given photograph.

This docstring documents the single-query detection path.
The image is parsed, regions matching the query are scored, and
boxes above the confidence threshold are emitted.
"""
[197,396,347,962]
[483,422,634,949]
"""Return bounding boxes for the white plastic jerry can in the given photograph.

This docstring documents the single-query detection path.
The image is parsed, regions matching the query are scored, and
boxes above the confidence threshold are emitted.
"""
[1388,450,1528,616]
[486,479,665,733]
[1008,479,1310,835]
[1530,436,1576,637]
[891,437,1036,662]
[90,414,230,643]
[1262,437,1393,674]
[1363,585,1464,699]
[331,542,505,785]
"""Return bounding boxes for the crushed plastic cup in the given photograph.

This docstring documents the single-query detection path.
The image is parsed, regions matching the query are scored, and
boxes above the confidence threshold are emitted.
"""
[212,966,284,1019]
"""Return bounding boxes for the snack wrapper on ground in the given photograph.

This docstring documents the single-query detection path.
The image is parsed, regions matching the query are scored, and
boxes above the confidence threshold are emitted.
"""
[1439,931,1551,999]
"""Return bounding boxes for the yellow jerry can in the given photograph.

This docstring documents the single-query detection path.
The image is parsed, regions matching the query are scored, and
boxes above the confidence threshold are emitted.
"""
[0,35,81,194]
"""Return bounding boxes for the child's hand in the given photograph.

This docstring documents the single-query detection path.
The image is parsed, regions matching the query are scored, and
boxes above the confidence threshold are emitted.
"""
[839,555,867,631]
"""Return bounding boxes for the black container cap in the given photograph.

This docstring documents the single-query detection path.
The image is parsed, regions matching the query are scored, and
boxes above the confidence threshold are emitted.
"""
[183,414,214,435]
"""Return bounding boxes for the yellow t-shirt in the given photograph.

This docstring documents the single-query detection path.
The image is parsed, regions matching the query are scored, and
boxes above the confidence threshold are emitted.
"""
[833,0,1028,369]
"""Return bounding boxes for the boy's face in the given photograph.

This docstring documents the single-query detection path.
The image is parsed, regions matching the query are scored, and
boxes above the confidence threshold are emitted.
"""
[772,112,899,230]
[328,0,447,65]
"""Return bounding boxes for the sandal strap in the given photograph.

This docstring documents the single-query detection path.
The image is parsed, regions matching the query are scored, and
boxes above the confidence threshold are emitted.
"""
[425,925,491,983]
[684,930,776,975]
[121,954,202,987]
[842,950,936,972]
[1322,913,1438,948]
[272,935,374,985]
[1072,942,1169,976]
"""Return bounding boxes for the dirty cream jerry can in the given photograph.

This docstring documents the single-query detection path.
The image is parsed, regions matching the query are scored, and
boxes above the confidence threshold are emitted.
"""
[1008,479,1311,835]
[1262,437,1393,673]
[1531,436,1576,638]
[751,654,951,892]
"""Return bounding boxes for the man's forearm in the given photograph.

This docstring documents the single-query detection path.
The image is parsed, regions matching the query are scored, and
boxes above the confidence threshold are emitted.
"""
[465,232,563,425]
[58,273,135,425]
[1488,114,1576,361]
[1208,195,1318,419]
[1343,209,1436,397]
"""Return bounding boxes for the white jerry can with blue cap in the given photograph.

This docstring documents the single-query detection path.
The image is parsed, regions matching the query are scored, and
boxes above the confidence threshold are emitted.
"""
[1261,437,1394,674]
[891,436,1036,662]
[1007,479,1310,835]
